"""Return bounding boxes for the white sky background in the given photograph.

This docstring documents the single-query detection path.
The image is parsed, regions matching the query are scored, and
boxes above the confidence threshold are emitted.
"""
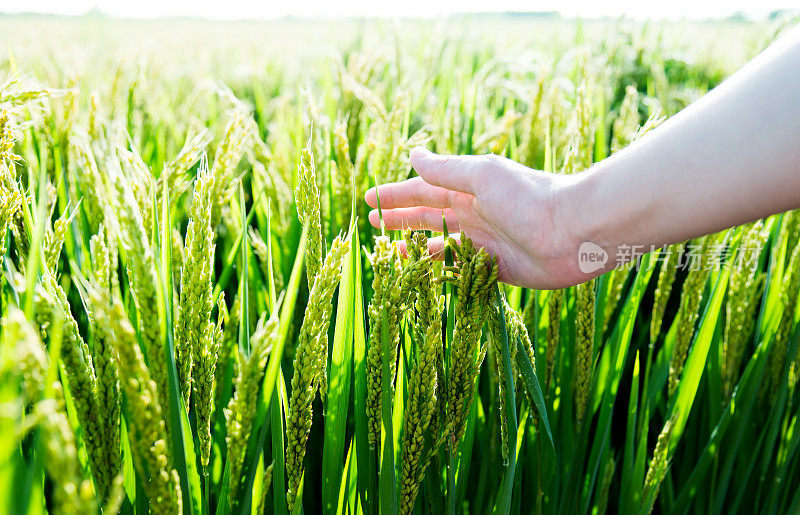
[1,0,798,20]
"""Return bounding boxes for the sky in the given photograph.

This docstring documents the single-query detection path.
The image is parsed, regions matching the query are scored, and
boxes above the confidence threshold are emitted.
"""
[1,0,797,20]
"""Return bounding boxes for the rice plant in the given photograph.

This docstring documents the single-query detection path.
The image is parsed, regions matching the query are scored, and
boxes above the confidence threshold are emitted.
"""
[0,14,799,515]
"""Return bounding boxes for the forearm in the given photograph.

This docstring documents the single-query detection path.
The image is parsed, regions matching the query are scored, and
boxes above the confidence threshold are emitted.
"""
[570,26,800,271]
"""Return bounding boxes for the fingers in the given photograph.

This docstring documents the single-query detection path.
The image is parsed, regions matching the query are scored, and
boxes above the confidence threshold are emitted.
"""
[368,207,461,232]
[364,177,452,210]
[364,148,491,210]
[410,147,490,195]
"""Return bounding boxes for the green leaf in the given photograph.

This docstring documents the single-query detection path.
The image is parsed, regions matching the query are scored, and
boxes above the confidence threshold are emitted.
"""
[352,235,373,514]
[238,184,250,356]
[669,266,730,448]
[322,219,360,513]
[493,284,518,514]
[620,352,642,512]
[514,333,554,451]
[271,371,288,515]
[212,196,261,300]
[669,332,772,513]
[379,288,398,515]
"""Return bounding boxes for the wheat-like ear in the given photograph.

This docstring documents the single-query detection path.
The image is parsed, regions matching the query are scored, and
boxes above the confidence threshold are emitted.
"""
[226,312,280,504]
[398,231,443,515]
[722,221,767,400]
[332,121,354,227]
[668,236,714,397]
[574,278,596,431]
[643,412,678,513]
[87,226,122,502]
[86,282,181,511]
[768,214,800,397]
[210,107,250,228]
[3,307,98,512]
[175,160,215,411]
[441,234,497,451]
[34,272,127,500]
[285,234,349,511]
[106,157,170,432]
[364,235,403,450]
[295,144,323,290]
[651,243,684,346]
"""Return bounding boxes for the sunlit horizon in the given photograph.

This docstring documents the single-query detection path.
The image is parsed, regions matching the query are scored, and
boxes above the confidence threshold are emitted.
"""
[2,0,797,22]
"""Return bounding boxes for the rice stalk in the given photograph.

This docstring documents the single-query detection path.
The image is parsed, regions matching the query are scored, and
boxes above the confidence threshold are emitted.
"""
[399,232,443,515]
[442,234,498,450]
[768,231,800,395]
[226,314,279,504]
[365,235,403,449]
[650,244,684,346]
[642,413,678,514]
[668,237,713,397]
[574,279,595,430]
[596,457,616,515]
[722,222,767,400]
[43,206,76,272]
[210,108,250,229]
[1,317,101,512]
[488,299,519,463]
[175,161,215,409]
[0,174,23,305]
[332,121,354,228]
[257,462,274,515]
[285,235,348,511]
[68,133,105,230]
[105,162,170,438]
[87,227,122,500]
[546,289,563,392]
[295,145,323,290]
[191,290,225,472]
[86,284,182,512]
[29,400,98,514]
[34,273,118,500]
[601,264,630,335]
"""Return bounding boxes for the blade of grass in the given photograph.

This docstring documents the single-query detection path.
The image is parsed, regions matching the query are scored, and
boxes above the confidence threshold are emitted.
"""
[322,219,360,514]
[271,370,288,515]
[237,185,250,356]
[669,266,730,447]
[669,329,773,513]
[493,285,518,514]
[514,333,554,451]
[352,228,373,514]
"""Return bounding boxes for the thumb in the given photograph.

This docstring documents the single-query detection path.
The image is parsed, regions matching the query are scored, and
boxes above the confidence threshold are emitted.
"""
[410,147,486,194]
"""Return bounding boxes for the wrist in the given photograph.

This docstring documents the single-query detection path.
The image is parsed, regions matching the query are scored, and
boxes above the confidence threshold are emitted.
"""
[562,159,654,277]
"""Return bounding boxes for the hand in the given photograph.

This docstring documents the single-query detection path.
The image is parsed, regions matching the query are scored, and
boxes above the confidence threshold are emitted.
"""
[365,147,587,289]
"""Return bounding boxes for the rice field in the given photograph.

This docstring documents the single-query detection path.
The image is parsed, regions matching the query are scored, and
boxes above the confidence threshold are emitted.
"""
[1,13,799,515]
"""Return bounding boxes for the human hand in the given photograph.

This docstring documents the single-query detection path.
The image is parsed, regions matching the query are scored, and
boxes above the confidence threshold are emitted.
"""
[364,147,589,289]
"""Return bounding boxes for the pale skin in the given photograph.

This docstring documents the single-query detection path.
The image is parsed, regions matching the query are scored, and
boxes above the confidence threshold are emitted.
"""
[365,26,800,290]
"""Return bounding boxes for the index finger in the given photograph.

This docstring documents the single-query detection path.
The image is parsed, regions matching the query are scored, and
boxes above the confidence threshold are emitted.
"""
[365,177,452,210]
[410,147,490,195]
